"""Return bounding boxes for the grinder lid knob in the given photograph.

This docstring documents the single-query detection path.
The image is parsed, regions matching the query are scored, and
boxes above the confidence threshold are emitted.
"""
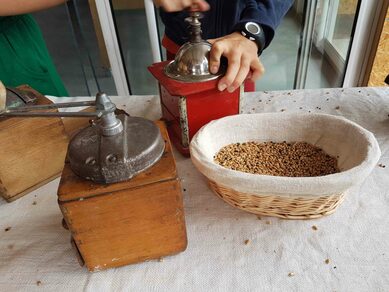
[164,11,225,82]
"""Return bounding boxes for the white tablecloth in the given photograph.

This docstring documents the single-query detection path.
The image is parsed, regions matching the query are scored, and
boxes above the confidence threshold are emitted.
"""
[1,87,388,292]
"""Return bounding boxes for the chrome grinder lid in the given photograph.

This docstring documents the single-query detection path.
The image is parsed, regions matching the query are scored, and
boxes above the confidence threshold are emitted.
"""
[164,11,225,82]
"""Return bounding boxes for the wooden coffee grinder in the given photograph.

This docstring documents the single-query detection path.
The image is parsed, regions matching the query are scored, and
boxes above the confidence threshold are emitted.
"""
[0,93,187,271]
[149,11,242,156]
[0,83,69,202]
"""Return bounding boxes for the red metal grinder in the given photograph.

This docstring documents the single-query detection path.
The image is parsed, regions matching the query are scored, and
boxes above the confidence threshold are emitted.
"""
[149,11,242,156]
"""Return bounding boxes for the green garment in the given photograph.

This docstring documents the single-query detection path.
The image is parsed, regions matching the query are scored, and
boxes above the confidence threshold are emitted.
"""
[0,14,68,96]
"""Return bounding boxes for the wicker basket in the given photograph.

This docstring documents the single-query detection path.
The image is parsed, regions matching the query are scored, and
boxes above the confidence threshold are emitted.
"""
[208,180,346,219]
[190,113,381,219]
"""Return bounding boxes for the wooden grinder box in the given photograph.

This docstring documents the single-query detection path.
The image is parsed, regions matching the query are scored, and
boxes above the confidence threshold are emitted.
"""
[57,121,188,271]
[0,86,69,202]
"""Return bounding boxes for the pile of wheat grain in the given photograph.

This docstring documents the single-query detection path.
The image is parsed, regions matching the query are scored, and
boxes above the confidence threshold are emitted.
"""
[214,141,339,177]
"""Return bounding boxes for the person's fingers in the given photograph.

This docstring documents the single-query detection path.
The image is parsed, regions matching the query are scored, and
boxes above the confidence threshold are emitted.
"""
[191,0,210,11]
[197,0,210,11]
[155,0,208,12]
[249,59,265,81]
[155,0,177,12]
[209,41,223,74]
[218,54,241,91]
[182,0,193,9]
[228,57,250,92]
[246,71,253,80]
[155,0,196,12]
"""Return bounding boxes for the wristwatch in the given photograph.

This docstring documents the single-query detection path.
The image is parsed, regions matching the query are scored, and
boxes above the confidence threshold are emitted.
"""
[239,22,266,56]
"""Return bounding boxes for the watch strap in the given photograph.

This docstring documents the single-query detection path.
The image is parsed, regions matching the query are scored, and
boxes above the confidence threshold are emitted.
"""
[234,22,266,56]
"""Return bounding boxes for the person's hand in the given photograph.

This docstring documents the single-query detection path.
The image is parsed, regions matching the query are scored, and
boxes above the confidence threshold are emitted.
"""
[208,32,265,92]
[153,0,209,12]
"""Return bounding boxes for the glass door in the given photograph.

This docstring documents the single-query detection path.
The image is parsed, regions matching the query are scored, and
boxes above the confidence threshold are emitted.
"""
[108,0,303,93]
[109,0,164,95]
[98,0,381,94]
[33,0,117,96]
[255,4,301,91]
[294,0,361,89]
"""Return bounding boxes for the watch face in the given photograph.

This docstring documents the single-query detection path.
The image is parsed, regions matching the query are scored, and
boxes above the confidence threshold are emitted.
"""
[245,22,261,35]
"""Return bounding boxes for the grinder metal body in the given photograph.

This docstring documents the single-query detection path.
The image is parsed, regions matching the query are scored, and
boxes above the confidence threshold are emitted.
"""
[149,11,242,156]
[0,91,165,184]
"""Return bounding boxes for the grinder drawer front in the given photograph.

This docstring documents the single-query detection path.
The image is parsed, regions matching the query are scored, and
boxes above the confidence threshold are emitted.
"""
[60,178,187,272]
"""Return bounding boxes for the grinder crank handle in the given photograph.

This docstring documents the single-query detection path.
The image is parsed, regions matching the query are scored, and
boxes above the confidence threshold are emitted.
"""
[0,92,117,119]
[4,100,96,112]
[0,110,103,118]
[0,101,101,118]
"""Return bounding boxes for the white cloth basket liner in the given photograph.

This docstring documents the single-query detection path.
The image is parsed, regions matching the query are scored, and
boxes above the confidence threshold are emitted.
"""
[190,113,381,197]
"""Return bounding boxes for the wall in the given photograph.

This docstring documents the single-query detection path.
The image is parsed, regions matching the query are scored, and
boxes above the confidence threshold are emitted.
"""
[338,0,359,14]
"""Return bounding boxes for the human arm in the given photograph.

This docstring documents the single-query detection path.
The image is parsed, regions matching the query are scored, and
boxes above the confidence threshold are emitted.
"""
[0,0,68,16]
[232,0,294,49]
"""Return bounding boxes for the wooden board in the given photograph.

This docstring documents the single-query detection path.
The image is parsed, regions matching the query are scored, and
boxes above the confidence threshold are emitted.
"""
[58,121,187,271]
[2,173,61,202]
[367,8,389,87]
[0,86,69,202]
[338,0,358,14]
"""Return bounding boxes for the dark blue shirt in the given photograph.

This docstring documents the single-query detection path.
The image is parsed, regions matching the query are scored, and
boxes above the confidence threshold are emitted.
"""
[160,0,294,49]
